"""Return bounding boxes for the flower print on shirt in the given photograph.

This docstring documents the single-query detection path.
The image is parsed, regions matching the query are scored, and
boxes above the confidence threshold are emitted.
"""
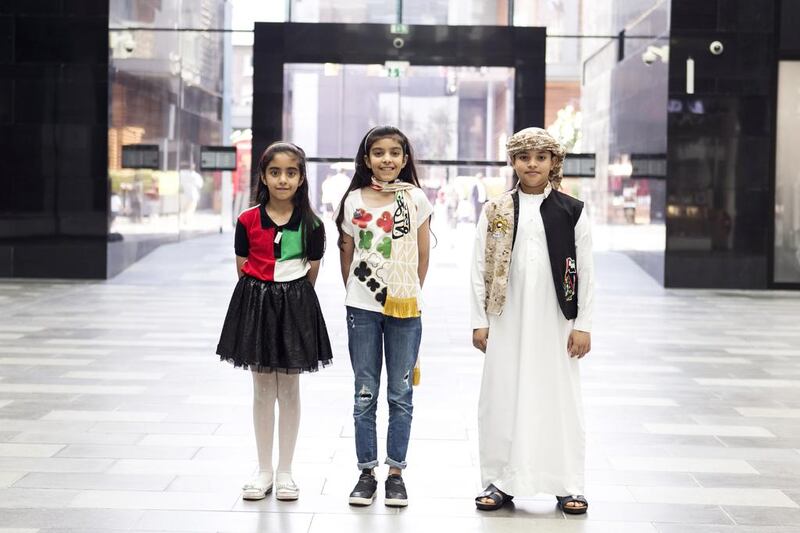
[357,253,387,302]
[354,261,372,282]
[367,253,389,284]
[376,211,393,233]
[375,287,387,305]
[376,236,392,259]
[352,208,372,229]
[358,230,374,250]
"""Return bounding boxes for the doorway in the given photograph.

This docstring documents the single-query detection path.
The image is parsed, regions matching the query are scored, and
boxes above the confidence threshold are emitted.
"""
[252,22,545,230]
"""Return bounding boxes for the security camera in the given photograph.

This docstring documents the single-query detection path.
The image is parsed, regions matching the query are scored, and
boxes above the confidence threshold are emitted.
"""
[110,31,136,57]
[709,41,723,55]
[641,45,669,65]
[392,37,404,49]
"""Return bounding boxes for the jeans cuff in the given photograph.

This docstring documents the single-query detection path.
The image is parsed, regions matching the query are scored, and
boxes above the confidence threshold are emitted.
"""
[385,457,407,469]
[357,459,379,470]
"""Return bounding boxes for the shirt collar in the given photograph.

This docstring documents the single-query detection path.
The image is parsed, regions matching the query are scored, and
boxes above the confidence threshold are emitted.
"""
[259,204,301,230]
[513,182,553,198]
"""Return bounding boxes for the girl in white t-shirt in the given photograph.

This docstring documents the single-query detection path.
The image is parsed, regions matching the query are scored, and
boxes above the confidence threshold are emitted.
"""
[334,126,433,508]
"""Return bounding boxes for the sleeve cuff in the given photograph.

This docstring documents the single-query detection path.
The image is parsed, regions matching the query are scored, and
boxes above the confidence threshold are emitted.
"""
[573,317,592,333]
[471,317,490,330]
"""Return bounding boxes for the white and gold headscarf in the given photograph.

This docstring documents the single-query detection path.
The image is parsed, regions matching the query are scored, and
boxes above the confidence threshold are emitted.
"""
[506,127,567,189]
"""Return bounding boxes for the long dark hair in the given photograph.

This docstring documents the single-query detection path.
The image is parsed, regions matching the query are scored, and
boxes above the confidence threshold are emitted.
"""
[334,126,421,248]
[254,141,323,262]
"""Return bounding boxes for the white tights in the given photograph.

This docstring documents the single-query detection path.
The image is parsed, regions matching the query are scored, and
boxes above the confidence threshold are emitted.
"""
[252,371,300,475]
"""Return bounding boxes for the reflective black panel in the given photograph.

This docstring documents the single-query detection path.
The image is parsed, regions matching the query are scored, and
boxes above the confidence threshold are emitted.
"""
[0,5,109,278]
[665,2,776,289]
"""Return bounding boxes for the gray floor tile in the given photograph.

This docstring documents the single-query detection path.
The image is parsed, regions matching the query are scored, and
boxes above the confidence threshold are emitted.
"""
[0,509,143,530]
[11,473,174,491]
[136,510,313,532]
[0,458,114,474]
[0,444,64,458]
[585,470,698,487]
[87,422,220,435]
[10,431,143,445]
[0,472,26,488]
[0,488,80,509]
[720,505,800,526]
[68,489,238,511]
[628,486,797,508]
[54,445,198,460]
[655,524,800,532]
[41,410,168,423]
[579,502,733,525]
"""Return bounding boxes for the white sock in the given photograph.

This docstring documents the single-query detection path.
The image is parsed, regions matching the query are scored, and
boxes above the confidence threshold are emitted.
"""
[276,372,300,474]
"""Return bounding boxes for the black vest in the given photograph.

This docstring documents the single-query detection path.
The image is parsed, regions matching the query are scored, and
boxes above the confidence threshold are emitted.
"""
[511,189,584,320]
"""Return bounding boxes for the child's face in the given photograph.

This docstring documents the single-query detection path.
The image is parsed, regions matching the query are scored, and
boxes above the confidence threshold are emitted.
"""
[262,152,303,202]
[512,149,553,192]
[364,136,408,183]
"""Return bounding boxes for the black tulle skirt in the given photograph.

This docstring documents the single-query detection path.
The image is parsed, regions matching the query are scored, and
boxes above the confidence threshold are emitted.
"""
[216,275,333,373]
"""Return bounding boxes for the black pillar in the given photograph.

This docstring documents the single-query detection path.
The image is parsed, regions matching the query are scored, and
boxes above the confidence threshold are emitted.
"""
[665,0,777,288]
[0,2,110,278]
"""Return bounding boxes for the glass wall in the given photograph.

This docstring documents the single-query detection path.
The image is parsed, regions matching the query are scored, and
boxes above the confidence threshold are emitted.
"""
[284,63,515,215]
[289,0,509,25]
[577,0,668,281]
[123,0,669,281]
[108,0,230,260]
[774,61,800,284]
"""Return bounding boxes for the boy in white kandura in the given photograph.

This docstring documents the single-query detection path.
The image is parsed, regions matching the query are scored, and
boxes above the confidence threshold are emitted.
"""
[471,127,595,515]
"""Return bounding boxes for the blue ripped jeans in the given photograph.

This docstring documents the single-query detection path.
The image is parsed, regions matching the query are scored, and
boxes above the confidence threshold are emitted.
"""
[346,306,421,470]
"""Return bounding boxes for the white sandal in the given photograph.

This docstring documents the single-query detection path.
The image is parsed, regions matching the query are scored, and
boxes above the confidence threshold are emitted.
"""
[275,471,299,501]
[241,472,273,501]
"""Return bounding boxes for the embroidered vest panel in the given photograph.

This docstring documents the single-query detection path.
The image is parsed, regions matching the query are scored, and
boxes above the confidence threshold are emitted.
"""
[540,190,583,320]
[483,192,517,315]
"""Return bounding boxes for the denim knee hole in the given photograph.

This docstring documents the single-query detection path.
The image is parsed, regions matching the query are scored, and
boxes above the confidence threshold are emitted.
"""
[357,384,373,403]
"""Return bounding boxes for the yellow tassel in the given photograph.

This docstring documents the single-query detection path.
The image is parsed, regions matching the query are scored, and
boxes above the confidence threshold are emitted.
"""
[383,296,420,318]
[412,366,421,386]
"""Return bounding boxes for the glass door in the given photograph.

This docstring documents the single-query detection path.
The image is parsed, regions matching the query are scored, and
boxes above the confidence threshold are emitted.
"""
[283,62,515,227]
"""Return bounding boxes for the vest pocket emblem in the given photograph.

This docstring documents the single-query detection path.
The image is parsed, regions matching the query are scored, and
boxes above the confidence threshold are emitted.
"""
[563,257,576,301]
[489,215,510,238]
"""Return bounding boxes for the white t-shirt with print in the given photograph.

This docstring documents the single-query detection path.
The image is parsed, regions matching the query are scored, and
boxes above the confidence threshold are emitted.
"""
[340,187,434,313]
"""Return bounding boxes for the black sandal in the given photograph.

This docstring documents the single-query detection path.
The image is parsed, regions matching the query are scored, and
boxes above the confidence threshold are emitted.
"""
[556,494,588,515]
[475,484,514,511]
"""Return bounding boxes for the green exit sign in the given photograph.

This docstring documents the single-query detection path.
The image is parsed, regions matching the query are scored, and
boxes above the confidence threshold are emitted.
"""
[390,24,409,34]
[384,60,410,78]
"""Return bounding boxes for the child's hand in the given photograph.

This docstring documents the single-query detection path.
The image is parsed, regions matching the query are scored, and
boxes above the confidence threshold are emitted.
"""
[473,328,489,353]
[567,330,591,358]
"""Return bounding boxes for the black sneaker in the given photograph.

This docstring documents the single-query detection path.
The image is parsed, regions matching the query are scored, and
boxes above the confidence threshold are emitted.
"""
[348,469,378,506]
[384,474,408,507]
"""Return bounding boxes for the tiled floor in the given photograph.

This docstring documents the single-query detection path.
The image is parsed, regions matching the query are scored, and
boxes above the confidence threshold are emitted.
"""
[2,222,800,532]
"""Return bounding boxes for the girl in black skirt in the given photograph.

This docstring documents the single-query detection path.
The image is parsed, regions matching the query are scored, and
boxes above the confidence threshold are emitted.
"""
[217,141,333,502]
